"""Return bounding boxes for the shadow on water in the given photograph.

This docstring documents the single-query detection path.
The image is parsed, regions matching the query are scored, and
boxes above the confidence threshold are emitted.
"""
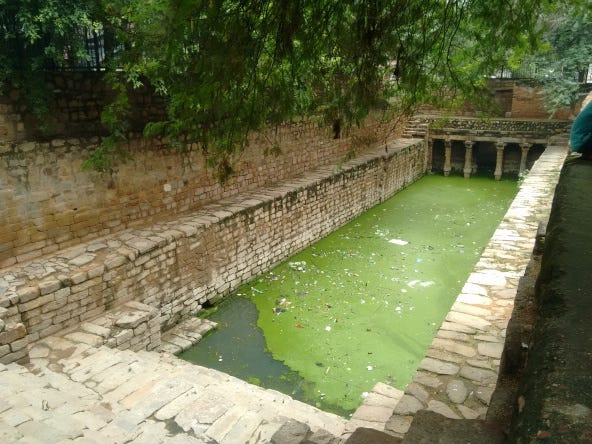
[180,174,518,416]
[179,296,351,416]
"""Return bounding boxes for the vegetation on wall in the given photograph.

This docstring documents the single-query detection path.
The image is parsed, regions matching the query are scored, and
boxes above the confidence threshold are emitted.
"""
[0,0,578,177]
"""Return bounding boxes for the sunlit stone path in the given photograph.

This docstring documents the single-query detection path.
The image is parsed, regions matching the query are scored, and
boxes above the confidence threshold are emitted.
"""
[1,336,347,443]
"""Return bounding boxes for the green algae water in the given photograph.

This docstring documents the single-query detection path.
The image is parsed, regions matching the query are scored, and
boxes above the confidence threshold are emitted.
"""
[180,175,518,416]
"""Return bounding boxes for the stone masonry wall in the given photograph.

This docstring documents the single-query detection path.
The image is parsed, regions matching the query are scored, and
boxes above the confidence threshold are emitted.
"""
[0,139,426,364]
[0,115,398,268]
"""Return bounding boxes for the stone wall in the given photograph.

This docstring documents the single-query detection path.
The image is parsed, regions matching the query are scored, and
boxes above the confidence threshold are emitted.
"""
[0,139,426,363]
[0,72,165,142]
[428,116,571,137]
[510,83,574,120]
[0,115,398,268]
[487,80,577,120]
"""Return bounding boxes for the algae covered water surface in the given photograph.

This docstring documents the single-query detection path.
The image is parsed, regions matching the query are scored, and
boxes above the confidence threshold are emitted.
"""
[180,175,517,415]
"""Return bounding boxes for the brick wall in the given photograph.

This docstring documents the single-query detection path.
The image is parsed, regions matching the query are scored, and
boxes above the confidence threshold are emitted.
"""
[0,139,426,363]
[510,83,574,120]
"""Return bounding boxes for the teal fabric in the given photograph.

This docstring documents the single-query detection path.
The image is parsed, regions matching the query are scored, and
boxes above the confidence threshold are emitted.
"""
[570,102,592,153]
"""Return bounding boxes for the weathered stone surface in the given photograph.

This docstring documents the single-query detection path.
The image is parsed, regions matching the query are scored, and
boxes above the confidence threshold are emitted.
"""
[451,302,492,317]
[68,253,96,266]
[393,395,424,415]
[412,371,442,389]
[427,400,461,419]
[468,270,507,286]
[446,380,468,404]
[64,332,103,347]
[0,323,26,345]
[477,341,504,359]
[446,311,491,331]
[475,386,494,405]
[457,404,480,419]
[436,330,471,342]
[461,282,488,296]
[270,419,311,444]
[385,414,412,435]
[371,382,404,402]
[457,293,492,306]
[431,338,476,358]
[115,312,146,329]
[406,382,429,403]
[80,322,112,338]
[351,404,394,423]
[38,279,61,295]
[440,321,476,334]
[459,366,497,385]
[419,357,459,375]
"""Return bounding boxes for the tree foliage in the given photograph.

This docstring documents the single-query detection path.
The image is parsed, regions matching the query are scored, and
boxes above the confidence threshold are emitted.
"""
[0,0,103,129]
[2,0,559,176]
[526,1,592,113]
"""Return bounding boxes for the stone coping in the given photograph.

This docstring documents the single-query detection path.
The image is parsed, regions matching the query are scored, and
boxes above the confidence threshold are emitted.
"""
[0,138,418,293]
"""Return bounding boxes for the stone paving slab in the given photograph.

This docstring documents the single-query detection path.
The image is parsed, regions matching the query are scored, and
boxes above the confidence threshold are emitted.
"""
[0,336,348,443]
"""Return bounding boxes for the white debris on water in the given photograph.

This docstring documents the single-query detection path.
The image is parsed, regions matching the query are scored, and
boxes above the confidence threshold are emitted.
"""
[407,279,435,288]
[389,238,409,246]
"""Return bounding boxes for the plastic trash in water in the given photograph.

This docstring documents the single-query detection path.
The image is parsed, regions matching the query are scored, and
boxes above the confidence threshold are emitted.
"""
[389,238,409,246]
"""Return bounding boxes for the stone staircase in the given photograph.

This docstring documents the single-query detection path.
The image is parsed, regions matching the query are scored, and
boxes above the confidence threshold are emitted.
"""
[401,118,429,139]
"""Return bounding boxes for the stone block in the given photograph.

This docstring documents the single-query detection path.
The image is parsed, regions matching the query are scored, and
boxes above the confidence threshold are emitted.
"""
[0,323,26,345]
[9,337,28,352]
[38,279,61,295]
[17,286,39,303]
[19,293,54,311]
[0,347,29,364]
[393,394,424,415]
[115,312,147,329]
[0,344,10,357]
[80,322,112,338]
[419,357,460,375]
[114,329,133,345]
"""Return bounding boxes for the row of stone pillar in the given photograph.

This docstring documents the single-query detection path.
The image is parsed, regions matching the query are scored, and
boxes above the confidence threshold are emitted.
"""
[439,139,533,180]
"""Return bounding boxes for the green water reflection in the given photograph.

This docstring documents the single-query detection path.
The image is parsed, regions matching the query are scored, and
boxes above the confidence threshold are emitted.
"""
[180,174,518,416]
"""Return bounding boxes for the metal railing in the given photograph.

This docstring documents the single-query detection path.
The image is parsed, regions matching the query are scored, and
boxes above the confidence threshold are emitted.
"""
[492,64,592,84]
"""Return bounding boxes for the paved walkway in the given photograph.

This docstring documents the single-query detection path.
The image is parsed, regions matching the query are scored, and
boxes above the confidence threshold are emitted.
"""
[1,335,347,443]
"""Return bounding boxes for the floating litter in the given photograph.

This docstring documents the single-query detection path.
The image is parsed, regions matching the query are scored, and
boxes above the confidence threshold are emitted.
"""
[366,365,374,371]
[325,326,332,332]
[389,238,409,246]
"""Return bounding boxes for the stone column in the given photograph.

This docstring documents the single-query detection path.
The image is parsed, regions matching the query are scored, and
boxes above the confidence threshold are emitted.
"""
[495,141,505,180]
[463,140,474,178]
[519,142,532,175]
[443,138,452,177]
[427,138,434,173]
